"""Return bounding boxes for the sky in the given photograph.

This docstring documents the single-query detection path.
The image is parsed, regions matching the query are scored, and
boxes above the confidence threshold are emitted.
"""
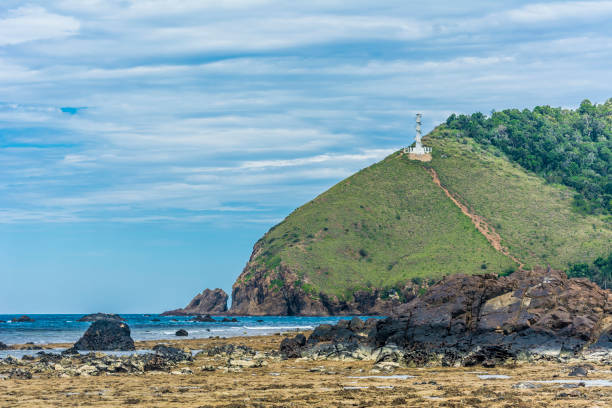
[1,1,611,313]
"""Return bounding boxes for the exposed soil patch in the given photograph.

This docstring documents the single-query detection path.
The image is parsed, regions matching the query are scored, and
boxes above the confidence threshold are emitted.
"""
[428,168,524,269]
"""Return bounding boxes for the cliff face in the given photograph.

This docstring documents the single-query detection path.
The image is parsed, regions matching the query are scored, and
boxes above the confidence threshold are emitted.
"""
[162,288,228,316]
[230,242,414,316]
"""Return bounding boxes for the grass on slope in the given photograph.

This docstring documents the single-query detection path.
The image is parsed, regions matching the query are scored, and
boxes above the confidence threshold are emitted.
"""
[427,128,612,270]
[252,153,516,299]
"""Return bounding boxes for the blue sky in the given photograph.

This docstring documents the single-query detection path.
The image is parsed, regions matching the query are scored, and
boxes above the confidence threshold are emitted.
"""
[1,1,611,313]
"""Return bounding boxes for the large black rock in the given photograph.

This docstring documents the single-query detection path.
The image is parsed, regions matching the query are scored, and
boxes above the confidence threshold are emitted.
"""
[292,268,612,366]
[73,320,135,351]
[280,333,306,358]
[191,314,216,322]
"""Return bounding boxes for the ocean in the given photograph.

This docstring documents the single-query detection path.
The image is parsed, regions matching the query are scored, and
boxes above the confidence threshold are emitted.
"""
[0,314,378,349]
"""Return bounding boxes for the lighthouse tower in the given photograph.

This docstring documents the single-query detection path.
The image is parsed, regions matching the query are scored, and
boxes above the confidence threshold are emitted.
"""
[404,113,432,161]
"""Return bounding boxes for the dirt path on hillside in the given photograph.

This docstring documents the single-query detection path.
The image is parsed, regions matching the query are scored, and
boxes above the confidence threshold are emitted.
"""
[428,168,524,269]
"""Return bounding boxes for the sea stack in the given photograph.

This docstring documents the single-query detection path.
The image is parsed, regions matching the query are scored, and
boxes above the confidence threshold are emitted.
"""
[162,288,228,316]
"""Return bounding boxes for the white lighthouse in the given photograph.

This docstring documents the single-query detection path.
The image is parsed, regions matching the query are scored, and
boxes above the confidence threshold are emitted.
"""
[404,113,432,161]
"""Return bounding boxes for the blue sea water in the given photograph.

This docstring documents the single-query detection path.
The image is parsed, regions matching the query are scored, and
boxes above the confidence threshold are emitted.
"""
[0,314,377,346]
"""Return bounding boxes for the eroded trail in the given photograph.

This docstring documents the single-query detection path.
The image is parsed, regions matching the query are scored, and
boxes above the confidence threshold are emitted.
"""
[428,168,524,269]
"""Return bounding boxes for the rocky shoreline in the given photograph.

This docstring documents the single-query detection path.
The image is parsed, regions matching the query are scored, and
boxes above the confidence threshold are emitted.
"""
[280,268,612,368]
[3,268,612,406]
[2,334,612,407]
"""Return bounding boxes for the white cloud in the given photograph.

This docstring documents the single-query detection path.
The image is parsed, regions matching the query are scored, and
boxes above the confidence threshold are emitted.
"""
[0,6,80,46]
[1,1,611,224]
[505,1,612,24]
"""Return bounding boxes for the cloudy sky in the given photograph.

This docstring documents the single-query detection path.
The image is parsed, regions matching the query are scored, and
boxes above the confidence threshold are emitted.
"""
[1,1,611,313]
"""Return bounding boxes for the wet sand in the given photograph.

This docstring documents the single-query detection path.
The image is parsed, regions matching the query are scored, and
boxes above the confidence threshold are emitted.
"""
[2,333,612,407]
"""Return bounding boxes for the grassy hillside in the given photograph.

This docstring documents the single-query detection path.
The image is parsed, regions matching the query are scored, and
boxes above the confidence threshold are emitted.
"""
[246,135,612,299]
[427,129,612,270]
[250,149,515,299]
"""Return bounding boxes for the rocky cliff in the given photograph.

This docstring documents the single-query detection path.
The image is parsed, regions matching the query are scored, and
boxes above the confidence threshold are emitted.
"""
[230,241,422,316]
[162,288,228,316]
[281,268,612,364]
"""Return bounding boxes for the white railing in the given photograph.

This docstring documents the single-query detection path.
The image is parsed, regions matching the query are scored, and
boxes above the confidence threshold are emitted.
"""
[404,146,432,154]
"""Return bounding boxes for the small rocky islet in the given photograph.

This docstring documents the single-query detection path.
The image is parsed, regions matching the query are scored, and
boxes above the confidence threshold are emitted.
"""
[162,288,229,316]
[10,315,35,323]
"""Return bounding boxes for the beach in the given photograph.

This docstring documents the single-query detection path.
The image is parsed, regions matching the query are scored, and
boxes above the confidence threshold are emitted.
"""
[2,333,612,407]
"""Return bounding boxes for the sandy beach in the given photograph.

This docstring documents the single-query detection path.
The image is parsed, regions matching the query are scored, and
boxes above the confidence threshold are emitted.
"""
[2,333,612,407]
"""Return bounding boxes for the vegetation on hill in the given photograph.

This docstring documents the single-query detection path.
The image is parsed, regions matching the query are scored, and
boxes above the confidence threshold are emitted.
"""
[443,99,612,215]
[567,251,612,289]
[425,133,611,271]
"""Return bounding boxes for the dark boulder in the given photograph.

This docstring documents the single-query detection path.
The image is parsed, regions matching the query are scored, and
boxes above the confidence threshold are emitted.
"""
[151,318,161,322]
[221,317,239,322]
[175,329,188,336]
[77,313,125,322]
[8,368,32,380]
[62,347,80,356]
[191,314,216,322]
[568,364,593,377]
[0,341,8,350]
[12,315,34,323]
[280,334,307,358]
[151,344,192,362]
[462,346,515,367]
[349,317,365,331]
[162,288,228,316]
[307,324,357,345]
[73,320,135,351]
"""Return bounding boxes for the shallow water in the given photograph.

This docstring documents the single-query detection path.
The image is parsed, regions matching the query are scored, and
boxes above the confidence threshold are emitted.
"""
[478,374,511,379]
[534,379,612,387]
[348,375,414,380]
[0,314,379,346]
[0,348,156,359]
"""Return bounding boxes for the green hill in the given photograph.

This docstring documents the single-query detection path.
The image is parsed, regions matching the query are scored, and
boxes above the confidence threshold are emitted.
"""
[248,151,515,300]
[230,107,612,315]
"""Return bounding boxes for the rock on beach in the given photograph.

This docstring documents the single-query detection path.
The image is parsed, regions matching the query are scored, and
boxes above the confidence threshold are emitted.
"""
[73,320,135,351]
[282,268,612,366]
